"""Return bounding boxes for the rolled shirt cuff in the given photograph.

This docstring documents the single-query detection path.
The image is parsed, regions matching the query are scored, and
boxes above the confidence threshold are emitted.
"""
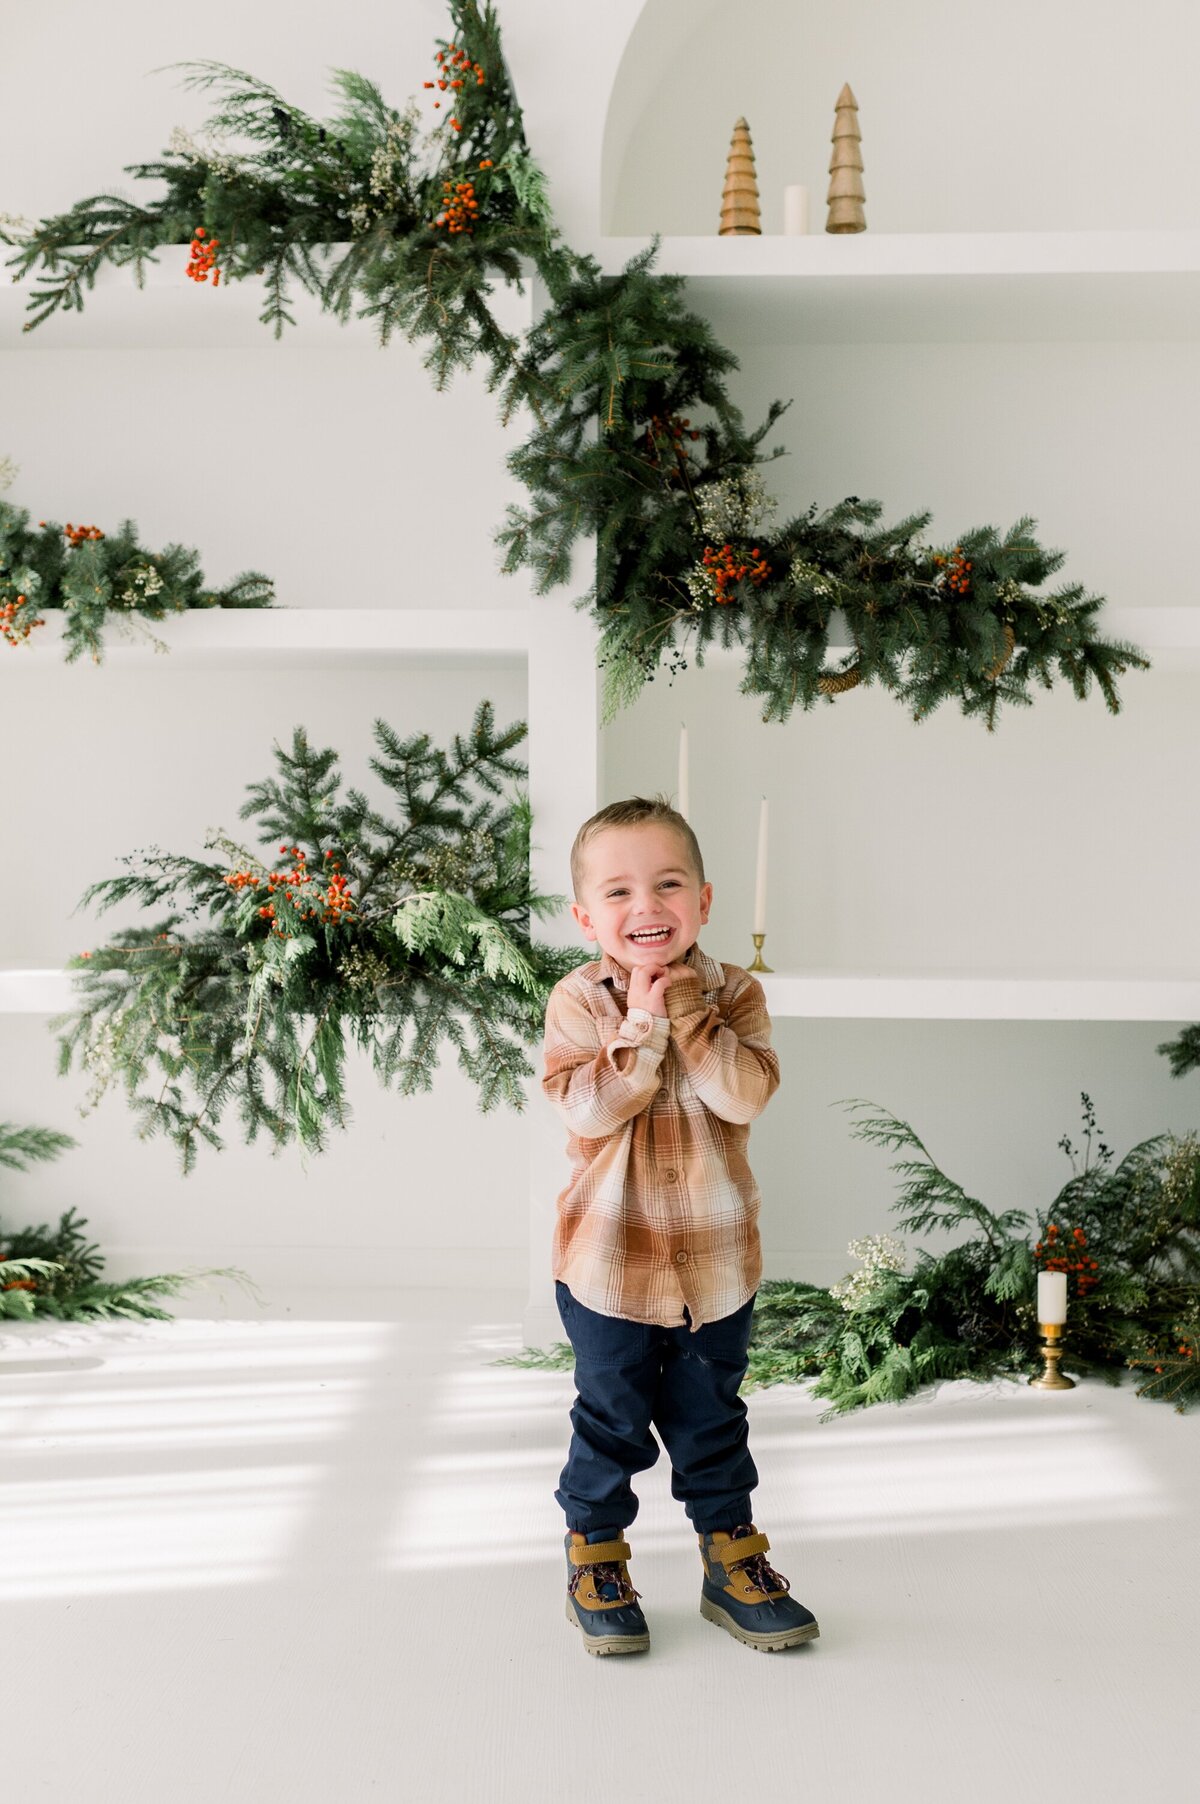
[623,1005,671,1049]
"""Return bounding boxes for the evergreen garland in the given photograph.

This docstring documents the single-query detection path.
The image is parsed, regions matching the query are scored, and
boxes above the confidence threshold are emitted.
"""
[52,701,585,1172]
[0,1121,252,1320]
[0,486,273,663]
[0,3,562,417]
[498,244,1148,727]
[501,1096,1200,1420]
[3,4,1148,725]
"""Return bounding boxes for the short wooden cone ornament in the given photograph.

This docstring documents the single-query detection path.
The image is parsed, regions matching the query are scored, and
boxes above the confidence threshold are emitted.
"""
[826,83,866,233]
[720,117,762,235]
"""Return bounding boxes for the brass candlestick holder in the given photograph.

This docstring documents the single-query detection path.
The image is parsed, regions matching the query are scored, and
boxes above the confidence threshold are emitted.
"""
[748,933,773,973]
[1028,1322,1076,1390]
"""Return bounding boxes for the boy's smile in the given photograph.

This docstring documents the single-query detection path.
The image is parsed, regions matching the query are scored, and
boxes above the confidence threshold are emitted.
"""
[571,822,712,969]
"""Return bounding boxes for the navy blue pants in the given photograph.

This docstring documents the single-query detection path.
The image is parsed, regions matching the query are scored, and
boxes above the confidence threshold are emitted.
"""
[554,1279,759,1542]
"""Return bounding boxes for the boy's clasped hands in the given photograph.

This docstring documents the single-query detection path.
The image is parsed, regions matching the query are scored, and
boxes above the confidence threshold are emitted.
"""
[626,959,688,1017]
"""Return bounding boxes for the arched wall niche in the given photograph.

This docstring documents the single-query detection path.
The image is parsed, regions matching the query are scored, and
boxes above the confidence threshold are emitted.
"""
[601,0,1200,237]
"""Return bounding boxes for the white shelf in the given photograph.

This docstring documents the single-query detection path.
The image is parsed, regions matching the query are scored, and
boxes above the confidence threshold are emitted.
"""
[0,605,1197,671]
[759,974,1200,1021]
[6,966,1197,1022]
[0,607,530,665]
[9,232,1200,348]
[587,230,1200,342]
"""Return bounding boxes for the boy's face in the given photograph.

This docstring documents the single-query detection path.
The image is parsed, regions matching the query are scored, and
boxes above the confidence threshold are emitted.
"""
[571,822,712,969]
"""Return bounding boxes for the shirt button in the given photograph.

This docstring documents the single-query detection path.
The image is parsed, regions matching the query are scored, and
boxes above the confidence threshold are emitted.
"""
[675,1249,689,1265]
[663,1168,678,1182]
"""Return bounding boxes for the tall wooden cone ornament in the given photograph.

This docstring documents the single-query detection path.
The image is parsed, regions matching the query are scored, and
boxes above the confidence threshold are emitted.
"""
[826,82,866,232]
[719,117,762,235]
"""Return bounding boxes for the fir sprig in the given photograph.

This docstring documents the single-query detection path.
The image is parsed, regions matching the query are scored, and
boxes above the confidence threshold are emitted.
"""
[53,701,586,1171]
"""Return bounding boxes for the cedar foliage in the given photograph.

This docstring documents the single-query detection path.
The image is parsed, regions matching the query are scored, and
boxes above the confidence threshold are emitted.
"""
[52,702,584,1172]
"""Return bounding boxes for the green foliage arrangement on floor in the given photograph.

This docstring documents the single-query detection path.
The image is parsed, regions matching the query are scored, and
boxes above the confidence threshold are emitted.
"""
[2,5,1148,725]
[500,1097,1200,1420]
[0,1122,252,1320]
[0,474,273,663]
[52,701,584,1172]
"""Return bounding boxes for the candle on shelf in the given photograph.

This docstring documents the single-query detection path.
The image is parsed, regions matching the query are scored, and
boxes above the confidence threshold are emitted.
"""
[753,796,768,934]
[1037,1271,1068,1324]
[783,183,810,235]
[677,723,689,821]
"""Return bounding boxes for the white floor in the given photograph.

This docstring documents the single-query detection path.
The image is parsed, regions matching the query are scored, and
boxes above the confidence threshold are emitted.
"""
[2,1284,1196,1804]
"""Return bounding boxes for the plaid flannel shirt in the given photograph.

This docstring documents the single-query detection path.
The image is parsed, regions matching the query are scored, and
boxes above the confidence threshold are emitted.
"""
[541,941,780,1332]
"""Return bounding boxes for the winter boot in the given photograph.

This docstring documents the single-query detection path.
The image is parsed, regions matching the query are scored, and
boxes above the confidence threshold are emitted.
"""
[698,1523,820,1652]
[564,1532,650,1656]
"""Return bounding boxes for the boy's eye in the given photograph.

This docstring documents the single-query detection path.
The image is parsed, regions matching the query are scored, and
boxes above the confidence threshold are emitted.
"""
[606,882,680,898]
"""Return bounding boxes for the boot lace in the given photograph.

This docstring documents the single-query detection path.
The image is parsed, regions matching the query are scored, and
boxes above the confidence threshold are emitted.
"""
[569,1559,641,1606]
[726,1523,790,1597]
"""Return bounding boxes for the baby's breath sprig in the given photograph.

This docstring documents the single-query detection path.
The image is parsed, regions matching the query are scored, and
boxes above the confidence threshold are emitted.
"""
[829,1233,909,1311]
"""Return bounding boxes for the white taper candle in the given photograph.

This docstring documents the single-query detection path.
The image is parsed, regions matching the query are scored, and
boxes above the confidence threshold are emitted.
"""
[753,796,768,934]
[1037,1271,1068,1324]
[783,183,810,235]
[677,723,689,821]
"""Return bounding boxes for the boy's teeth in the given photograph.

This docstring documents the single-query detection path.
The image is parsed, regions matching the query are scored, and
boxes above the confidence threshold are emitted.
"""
[629,928,671,941]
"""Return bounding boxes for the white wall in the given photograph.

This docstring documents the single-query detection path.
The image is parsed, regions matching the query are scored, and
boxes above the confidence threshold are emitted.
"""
[4,1,1200,1306]
[0,0,542,1292]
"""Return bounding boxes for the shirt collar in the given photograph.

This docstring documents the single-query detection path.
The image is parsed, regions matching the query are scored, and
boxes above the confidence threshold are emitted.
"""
[596,941,723,999]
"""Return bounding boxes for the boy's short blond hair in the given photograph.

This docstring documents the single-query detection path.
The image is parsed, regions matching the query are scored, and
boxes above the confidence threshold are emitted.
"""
[570,795,706,900]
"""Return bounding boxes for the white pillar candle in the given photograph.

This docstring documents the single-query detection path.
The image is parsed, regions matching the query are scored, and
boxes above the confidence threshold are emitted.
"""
[677,723,689,821]
[753,796,769,934]
[783,183,810,235]
[1037,1271,1068,1324]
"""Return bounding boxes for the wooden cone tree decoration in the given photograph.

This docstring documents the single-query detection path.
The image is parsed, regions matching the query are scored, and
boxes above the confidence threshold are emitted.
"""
[826,82,866,233]
[719,117,761,235]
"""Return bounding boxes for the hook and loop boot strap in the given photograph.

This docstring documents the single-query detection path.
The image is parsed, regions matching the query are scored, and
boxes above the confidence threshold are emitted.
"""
[569,1538,632,1566]
[712,1531,770,1565]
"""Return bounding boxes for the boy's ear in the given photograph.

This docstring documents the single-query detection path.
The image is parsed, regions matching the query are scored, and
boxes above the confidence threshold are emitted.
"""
[571,900,598,941]
[699,882,713,925]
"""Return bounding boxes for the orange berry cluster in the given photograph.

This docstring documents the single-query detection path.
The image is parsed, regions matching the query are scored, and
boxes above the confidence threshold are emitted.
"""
[1035,1222,1100,1297]
[186,227,221,286]
[423,41,486,130]
[934,545,973,595]
[435,180,480,234]
[64,522,104,548]
[702,542,771,604]
[0,1257,37,1293]
[224,845,355,938]
[1,595,46,646]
